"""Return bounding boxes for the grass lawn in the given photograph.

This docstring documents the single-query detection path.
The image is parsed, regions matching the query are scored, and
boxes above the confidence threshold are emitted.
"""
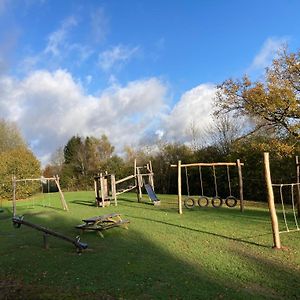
[0,191,299,299]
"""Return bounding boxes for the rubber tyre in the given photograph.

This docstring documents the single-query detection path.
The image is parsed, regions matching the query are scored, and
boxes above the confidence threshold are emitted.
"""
[198,196,209,207]
[184,197,195,209]
[225,196,238,208]
[211,196,223,208]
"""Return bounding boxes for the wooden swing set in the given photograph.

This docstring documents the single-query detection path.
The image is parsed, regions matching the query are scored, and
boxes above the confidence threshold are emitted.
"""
[12,175,68,216]
[171,160,244,214]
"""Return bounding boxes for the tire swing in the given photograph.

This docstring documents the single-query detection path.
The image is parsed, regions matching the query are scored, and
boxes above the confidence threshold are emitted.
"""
[183,167,195,209]
[225,165,237,208]
[211,166,223,208]
[197,166,209,207]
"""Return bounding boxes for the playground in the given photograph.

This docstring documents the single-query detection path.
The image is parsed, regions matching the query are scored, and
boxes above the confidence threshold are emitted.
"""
[0,154,299,299]
[0,187,299,299]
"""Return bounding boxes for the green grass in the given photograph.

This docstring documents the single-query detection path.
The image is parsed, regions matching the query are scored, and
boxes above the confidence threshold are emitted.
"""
[0,192,299,299]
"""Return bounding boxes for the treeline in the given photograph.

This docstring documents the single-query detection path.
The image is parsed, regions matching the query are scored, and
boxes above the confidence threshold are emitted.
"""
[43,131,299,202]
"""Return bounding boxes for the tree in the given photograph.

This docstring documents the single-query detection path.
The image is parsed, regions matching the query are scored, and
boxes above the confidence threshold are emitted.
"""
[0,148,41,199]
[215,48,300,139]
[203,115,242,156]
[0,119,27,152]
[97,134,115,161]
[0,119,41,199]
[60,134,116,190]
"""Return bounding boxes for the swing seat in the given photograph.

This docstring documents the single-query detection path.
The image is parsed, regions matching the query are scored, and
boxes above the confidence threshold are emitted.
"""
[211,196,223,208]
[198,196,209,207]
[225,196,238,208]
[184,197,195,209]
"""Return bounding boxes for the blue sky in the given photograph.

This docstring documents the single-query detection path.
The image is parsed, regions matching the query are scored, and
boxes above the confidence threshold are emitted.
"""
[0,0,300,165]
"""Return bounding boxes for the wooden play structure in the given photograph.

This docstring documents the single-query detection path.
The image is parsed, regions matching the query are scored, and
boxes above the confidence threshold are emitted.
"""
[75,213,130,237]
[12,216,88,252]
[94,159,160,207]
[171,160,244,214]
[94,173,116,207]
[12,175,68,216]
[264,152,300,249]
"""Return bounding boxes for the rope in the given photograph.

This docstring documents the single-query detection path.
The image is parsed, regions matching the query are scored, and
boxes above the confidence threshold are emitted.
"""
[47,179,51,206]
[291,185,300,230]
[185,166,190,197]
[212,166,218,197]
[198,166,204,196]
[226,165,232,196]
[279,185,289,232]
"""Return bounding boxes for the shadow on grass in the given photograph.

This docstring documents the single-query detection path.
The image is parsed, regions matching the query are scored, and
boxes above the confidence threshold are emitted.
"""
[0,206,288,300]
[1,198,299,300]
[71,199,95,207]
[232,248,300,298]
[126,213,271,248]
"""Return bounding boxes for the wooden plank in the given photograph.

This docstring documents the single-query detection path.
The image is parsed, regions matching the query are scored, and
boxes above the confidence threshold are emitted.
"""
[13,216,88,251]
[116,185,137,195]
[82,213,120,223]
[115,174,136,184]
[171,162,244,168]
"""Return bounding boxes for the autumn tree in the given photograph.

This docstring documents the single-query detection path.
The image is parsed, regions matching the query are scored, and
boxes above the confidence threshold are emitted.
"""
[0,119,41,199]
[215,48,300,140]
[0,119,27,152]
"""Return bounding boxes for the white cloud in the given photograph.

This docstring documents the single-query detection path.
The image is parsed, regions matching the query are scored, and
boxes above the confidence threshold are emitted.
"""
[0,68,218,165]
[98,45,140,71]
[19,16,94,73]
[0,70,168,165]
[90,7,109,44]
[162,84,216,143]
[248,37,288,72]
[44,16,78,57]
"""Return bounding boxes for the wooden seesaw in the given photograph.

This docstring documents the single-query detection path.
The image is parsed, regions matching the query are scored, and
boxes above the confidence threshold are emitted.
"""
[12,216,88,253]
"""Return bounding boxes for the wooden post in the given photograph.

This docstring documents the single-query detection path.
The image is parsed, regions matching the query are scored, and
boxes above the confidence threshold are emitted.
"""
[12,176,16,217]
[296,156,300,217]
[237,159,244,212]
[94,176,98,199]
[264,152,281,249]
[43,234,49,249]
[100,173,105,207]
[111,174,117,206]
[178,160,182,214]
[149,161,155,191]
[55,175,69,211]
[134,159,140,202]
[138,170,143,201]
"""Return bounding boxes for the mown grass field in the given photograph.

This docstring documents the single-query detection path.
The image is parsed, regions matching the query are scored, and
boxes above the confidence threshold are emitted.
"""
[0,191,299,299]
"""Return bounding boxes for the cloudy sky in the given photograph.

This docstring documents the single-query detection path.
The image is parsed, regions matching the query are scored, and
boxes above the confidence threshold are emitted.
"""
[0,0,300,165]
